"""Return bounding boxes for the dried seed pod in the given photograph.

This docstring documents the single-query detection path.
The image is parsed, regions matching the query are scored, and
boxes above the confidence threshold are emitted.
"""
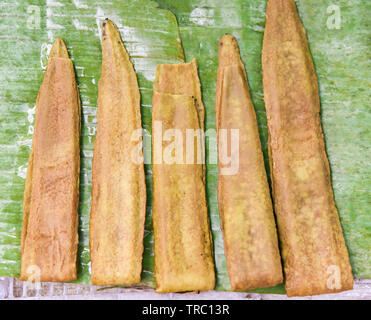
[262,0,353,297]
[21,38,81,282]
[152,60,215,293]
[90,20,146,285]
[216,34,283,291]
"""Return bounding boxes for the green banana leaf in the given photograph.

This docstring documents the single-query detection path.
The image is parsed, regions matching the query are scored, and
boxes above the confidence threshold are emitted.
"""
[0,0,369,295]
[156,0,371,292]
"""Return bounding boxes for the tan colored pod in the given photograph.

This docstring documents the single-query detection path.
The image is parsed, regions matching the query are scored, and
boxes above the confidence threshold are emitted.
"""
[152,60,215,293]
[20,38,81,282]
[90,20,146,285]
[216,35,283,291]
[262,0,353,296]
[153,60,205,129]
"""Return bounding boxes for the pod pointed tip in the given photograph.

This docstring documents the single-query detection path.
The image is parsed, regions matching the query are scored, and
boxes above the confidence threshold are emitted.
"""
[218,34,241,67]
[101,19,119,39]
[101,19,124,50]
[49,38,69,59]
[102,18,110,28]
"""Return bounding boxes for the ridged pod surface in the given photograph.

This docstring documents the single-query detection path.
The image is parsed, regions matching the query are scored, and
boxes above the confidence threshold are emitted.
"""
[262,0,353,297]
[216,34,283,291]
[89,20,146,285]
[152,60,215,293]
[21,38,81,282]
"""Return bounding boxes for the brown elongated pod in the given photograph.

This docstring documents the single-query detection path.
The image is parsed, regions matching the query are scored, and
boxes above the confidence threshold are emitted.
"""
[90,19,146,285]
[215,34,283,291]
[152,60,215,293]
[262,0,353,296]
[20,38,81,282]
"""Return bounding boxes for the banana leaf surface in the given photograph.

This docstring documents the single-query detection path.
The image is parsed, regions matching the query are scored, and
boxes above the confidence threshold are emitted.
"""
[0,0,369,294]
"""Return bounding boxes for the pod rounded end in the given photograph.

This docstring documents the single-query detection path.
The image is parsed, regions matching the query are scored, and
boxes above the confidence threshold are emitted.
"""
[218,34,242,68]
